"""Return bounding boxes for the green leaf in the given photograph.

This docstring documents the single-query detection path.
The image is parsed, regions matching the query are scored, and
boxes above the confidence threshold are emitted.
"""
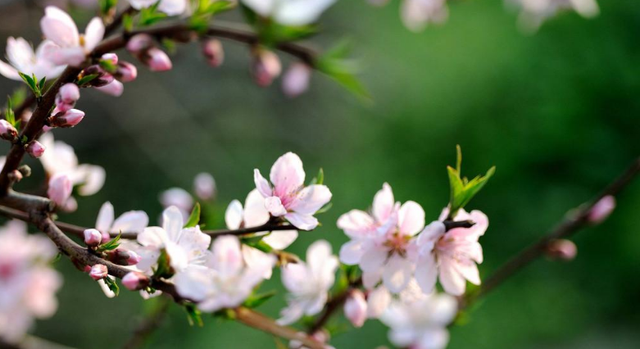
[184,303,204,327]
[446,146,495,218]
[103,277,120,296]
[77,74,99,86]
[99,59,117,74]
[152,249,174,278]
[99,0,118,16]
[97,233,122,252]
[5,98,15,126]
[243,290,276,309]
[38,76,47,92]
[315,56,370,100]
[18,72,40,97]
[184,203,201,228]
[123,13,134,32]
[139,3,168,26]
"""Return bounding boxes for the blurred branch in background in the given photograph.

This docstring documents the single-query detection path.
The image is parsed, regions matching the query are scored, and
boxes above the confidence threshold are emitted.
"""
[464,157,640,308]
[120,298,170,349]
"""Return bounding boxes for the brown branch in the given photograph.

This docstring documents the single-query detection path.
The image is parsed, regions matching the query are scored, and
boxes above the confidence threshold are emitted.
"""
[235,308,324,349]
[463,157,640,308]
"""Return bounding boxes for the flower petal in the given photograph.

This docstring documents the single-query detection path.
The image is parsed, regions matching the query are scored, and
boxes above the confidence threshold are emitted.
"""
[284,212,318,231]
[373,183,395,223]
[265,196,288,216]
[253,169,272,197]
[382,254,413,293]
[289,184,332,215]
[269,152,305,198]
[415,253,437,294]
[210,235,243,277]
[162,206,184,242]
[95,201,114,232]
[337,209,375,239]
[438,257,466,296]
[262,230,298,250]
[111,211,149,234]
[339,240,364,265]
[398,200,425,236]
[243,189,270,227]
[83,17,104,52]
[41,6,79,47]
[225,200,243,230]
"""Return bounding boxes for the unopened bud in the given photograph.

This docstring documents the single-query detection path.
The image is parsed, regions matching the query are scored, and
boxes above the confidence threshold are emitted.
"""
[546,239,577,261]
[194,172,216,201]
[50,109,85,128]
[0,120,18,141]
[47,174,72,206]
[17,165,31,178]
[115,62,138,82]
[146,48,172,72]
[55,83,80,112]
[81,65,114,87]
[202,39,224,67]
[107,248,141,266]
[84,228,102,247]
[101,53,118,65]
[89,264,108,280]
[122,272,150,291]
[344,289,367,328]
[126,34,154,53]
[282,63,312,97]
[252,50,281,87]
[95,80,124,97]
[588,195,616,224]
[26,141,45,158]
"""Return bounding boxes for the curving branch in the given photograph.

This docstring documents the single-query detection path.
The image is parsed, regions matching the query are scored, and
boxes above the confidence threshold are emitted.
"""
[462,157,640,308]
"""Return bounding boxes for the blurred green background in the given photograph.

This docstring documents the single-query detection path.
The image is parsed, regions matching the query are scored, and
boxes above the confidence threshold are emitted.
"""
[1,0,639,348]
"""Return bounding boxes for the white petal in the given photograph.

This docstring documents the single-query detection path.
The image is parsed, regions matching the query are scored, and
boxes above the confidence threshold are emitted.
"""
[243,189,270,227]
[373,183,395,223]
[416,221,446,250]
[359,246,387,272]
[242,245,275,279]
[415,253,437,294]
[174,266,213,302]
[111,211,148,234]
[210,235,243,276]
[158,0,188,16]
[262,230,298,250]
[41,6,79,47]
[162,206,184,241]
[362,269,382,289]
[242,0,276,18]
[83,17,104,52]
[398,200,425,236]
[269,152,305,198]
[274,0,337,26]
[253,169,272,197]
[337,209,375,238]
[382,255,413,293]
[0,60,20,80]
[225,200,244,230]
[75,164,106,196]
[438,257,467,296]
[265,196,288,217]
[137,227,167,248]
[289,184,332,215]
[339,240,364,265]
[277,302,305,326]
[95,201,114,232]
[284,212,318,231]
[366,286,391,318]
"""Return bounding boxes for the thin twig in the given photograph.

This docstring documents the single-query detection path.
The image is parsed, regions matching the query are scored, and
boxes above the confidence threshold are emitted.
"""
[463,157,640,307]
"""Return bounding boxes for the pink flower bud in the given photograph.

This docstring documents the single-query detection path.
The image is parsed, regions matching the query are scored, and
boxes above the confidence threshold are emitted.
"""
[146,48,172,72]
[122,272,150,291]
[26,141,45,158]
[282,63,312,97]
[588,195,616,224]
[252,50,281,87]
[89,264,108,280]
[546,239,577,261]
[51,109,85,128]
[47,174,72,206]
[116,62,138,82]
[55,83,80,111]
[107,248,141,266]
[127,34,154,53]
[101,230,111,243]
[101,53,118,65]
[0,119,18,141]
[95,80,124,97]
[194,172,216,201]
[84,229,102,247]
[344,290,367,328]
[202,39,224,67]
[82,65,114,87]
